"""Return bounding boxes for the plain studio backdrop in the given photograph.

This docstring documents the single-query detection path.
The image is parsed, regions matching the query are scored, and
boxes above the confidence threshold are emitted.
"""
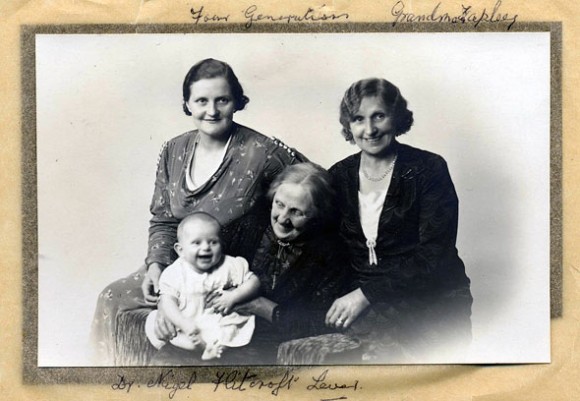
[36,32,550,366]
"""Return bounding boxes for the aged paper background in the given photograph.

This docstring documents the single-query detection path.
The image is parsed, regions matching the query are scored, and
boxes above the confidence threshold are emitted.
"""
[0,0,577,400]
[34,29,551,367]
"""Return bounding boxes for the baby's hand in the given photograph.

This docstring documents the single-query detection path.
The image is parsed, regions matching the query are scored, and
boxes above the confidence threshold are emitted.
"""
[209,290,237,315]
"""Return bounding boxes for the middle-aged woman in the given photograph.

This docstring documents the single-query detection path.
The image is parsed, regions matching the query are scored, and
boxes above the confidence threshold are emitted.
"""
[149,162,354,365]
[326,78,472,363]
[90,58,303,365]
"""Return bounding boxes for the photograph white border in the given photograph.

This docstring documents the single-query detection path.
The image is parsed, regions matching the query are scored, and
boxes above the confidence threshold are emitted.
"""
[24,24,556,376]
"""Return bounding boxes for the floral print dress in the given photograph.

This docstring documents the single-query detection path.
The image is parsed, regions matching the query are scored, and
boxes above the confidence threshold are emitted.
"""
[90,123,302,365]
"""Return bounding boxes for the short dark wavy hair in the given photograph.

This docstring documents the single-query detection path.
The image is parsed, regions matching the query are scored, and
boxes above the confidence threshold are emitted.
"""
[267,162,336,228]
[339,78,414,143]
[182,58,249,116]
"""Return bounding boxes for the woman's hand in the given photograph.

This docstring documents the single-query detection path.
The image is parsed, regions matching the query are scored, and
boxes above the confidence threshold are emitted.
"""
[153,307,178,341]
[232,297,277,322]
[325,288,370,329]
[142,263,162,305]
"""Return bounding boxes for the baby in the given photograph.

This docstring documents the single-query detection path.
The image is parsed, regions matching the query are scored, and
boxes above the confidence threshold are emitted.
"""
[145,212,260,360]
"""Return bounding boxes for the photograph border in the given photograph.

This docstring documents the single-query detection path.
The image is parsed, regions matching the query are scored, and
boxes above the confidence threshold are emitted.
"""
[22,21,562,384]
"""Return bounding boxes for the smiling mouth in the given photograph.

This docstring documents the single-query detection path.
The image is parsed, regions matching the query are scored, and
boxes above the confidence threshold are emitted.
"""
[364,134,385,141]
[276,222,294,232]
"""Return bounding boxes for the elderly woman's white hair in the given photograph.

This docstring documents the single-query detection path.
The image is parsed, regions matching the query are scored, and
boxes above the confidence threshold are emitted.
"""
[267,162,337,226]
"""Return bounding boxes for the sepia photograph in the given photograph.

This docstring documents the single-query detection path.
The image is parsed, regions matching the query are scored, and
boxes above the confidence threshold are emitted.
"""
[32,29,552,368]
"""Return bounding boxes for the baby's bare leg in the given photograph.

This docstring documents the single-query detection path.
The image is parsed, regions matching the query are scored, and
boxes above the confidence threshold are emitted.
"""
[170,325,206,351]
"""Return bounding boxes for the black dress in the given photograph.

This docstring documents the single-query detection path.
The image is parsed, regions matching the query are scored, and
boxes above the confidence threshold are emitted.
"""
[221,205,352,364]
[329,143,472,363]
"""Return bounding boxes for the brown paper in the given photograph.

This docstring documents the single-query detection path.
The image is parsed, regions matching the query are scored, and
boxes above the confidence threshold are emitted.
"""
[1,0,576,399]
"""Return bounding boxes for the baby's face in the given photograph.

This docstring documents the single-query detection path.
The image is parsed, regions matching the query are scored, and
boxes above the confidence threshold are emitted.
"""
[177,221,223,273]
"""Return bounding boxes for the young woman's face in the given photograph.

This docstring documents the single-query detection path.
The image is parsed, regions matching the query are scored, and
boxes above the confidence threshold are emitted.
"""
[349,96,396,157]
[270,183,314,242]
[185,77,236,141]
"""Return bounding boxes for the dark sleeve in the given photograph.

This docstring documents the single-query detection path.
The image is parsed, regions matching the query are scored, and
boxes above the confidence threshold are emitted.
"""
[222,205,270,264]
[145,142,179,268]
[260,138,309,189]
[275,279,346,340]
[275,305,333,341]
[275,237,352,340]
[360,157,462,304]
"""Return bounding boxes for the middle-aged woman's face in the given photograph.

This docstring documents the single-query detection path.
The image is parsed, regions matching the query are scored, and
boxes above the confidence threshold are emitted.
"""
[271,183,313,242]
[350,96,396,157]
[185,77,236,141]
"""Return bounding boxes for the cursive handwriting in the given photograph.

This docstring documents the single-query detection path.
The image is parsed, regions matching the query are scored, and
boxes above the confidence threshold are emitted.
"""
[391,0,518,30]
[212,368,299,396]
[146,369,197,399]
[242,4,349,29]
[110,368,362,399]
[306,369,360,391]
[111,374,135,393]
[190,6,230,24]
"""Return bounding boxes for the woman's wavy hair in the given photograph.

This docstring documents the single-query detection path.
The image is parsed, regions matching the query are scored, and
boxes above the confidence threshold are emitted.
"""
[182,58,249,116]
[267,162,337,228]
[339,78,414,143]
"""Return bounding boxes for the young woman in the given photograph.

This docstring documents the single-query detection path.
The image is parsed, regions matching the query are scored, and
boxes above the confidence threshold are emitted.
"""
[90,58,304,365]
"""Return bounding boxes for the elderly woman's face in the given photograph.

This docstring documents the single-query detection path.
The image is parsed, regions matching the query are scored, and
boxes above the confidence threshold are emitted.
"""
[350,96,396,156]
[271,183,313,242]
[185,77,236,141]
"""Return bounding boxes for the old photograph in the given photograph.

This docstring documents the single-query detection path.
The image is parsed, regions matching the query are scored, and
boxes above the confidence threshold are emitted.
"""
[34,30,551,367]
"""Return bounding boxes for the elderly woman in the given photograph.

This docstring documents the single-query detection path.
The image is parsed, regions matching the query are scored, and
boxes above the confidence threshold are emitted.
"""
[90,58,303,365]
[326,78,472,363]
[223,162,353,363]
[149,162,352,365]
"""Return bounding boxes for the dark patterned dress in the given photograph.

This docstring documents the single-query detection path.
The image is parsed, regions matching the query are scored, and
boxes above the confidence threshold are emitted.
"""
[329,143,472,363]
[90,123,303,365]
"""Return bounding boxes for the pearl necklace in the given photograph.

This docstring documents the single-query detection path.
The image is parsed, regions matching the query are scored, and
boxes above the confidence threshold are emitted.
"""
[362,153,398,182]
